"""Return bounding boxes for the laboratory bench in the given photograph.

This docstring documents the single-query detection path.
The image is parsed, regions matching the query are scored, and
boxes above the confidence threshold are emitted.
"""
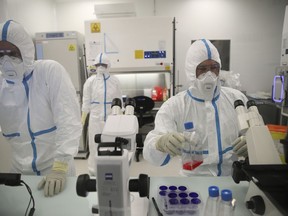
[0,175,252,216]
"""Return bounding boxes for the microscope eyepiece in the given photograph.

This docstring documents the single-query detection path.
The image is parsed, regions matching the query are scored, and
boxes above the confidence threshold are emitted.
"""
[111,98,123,115]
[111,98,122,108]
[234,99,244,109]
[125,98,136,108]
[246,100,256,109]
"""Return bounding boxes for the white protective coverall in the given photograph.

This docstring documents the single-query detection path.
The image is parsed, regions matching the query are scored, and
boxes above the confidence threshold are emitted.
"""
[82,53,122,175]
[143,39,248,176]
[0,20,82,176]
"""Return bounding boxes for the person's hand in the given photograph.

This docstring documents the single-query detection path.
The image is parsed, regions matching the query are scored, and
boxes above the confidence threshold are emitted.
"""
[155,132,185,156]
[232,136,248,158]
[37,161,68,197]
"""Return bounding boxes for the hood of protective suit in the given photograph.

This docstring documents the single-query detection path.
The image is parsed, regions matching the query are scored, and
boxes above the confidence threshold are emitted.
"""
[94,52,111,75]
[185,39,222,100]
[0,20,35,75]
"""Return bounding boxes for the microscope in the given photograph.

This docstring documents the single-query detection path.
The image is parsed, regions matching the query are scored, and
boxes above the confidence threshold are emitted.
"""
[76,98,150,216]
[232,100,288,216]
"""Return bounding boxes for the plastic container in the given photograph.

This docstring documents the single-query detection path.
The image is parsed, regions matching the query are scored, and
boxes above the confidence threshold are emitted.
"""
[203,186,219,216]
[156,184,202,215]
[216,189,235,216]
[158,185,169,211]
[182,122,203,171]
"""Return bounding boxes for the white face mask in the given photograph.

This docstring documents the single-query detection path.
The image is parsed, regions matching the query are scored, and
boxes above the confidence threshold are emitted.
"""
[96,66,107,75]
[195,71,218,100]
[0,56,25,83]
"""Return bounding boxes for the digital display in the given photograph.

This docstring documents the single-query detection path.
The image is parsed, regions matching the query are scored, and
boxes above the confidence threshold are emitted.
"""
[46,32,64,38]
[144,51,166,59]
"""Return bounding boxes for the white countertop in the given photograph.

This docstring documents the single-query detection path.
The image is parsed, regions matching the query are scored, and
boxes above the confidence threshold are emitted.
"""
[0,175,251,216]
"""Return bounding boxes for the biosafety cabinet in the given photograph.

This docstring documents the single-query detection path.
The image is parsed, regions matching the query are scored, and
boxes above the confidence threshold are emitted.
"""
[35,31,88,159]
[84,16,176,98]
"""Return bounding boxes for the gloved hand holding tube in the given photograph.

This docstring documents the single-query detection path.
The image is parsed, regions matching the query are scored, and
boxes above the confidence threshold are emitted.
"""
[182,129,203,171]
[37,161,68,197]
[155,132,185,156]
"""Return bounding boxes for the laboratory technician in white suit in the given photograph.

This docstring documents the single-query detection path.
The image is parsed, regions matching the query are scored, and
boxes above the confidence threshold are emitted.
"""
[143,39,248,176]
[81,53,122,176]
[0,20,82,196]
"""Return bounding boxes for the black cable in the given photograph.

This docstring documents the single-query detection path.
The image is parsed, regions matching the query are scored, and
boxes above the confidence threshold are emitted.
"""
[152,197,163,216]
[20,180,35,216]
[24,196,32,216]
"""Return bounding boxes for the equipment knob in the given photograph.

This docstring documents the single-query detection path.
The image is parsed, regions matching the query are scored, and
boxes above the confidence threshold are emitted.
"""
[246,195,265,215]
[76,174,96,197]
[129,174,150,198]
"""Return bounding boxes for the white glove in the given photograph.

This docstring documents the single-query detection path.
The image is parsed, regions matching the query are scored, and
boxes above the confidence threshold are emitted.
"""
[232,136,248,158]
[37,161,68,197]
[155,132,185,156]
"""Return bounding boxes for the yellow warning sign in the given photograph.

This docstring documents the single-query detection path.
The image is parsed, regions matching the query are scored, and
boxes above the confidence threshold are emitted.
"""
[135,50,144,59]
[90,22,101,33]
[68,44,76,51]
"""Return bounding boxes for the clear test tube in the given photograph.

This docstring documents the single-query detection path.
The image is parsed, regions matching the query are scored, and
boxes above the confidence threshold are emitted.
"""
[189,192,199,198]
[179,198,190,214]
[158,185,168,211]
[167,191,178,214]
[169,185,177,192]
[178,185,187,192]
[189,198,202,215]
[159,185,168,192]
[168,192,178,199]
[179,192,188,199]
[167,198,179,215]
[157,190,168,212]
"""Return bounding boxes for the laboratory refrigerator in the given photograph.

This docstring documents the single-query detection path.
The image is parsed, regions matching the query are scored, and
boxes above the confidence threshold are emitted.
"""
[35,31,89,159]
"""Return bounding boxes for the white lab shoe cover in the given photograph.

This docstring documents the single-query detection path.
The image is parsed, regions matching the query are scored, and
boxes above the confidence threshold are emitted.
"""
[82,53,122,176]
[143,39,248,176]
[0,20,82,176]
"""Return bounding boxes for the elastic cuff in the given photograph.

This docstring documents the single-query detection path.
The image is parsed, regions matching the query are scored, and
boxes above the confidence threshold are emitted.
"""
[52,161,68,172]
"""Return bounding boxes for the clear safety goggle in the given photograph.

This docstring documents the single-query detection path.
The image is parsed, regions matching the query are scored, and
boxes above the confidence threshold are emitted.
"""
[0,49,22,60]
[196,63,220,75]
[95,63,108,68]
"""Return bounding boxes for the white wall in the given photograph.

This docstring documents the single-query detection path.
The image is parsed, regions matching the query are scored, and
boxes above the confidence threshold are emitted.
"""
[48,0,288,94]
[0,0,8,23]
[54,0,155,35]
[1,0,288,94]
[0,0,57,36]
[154,0,288,94]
